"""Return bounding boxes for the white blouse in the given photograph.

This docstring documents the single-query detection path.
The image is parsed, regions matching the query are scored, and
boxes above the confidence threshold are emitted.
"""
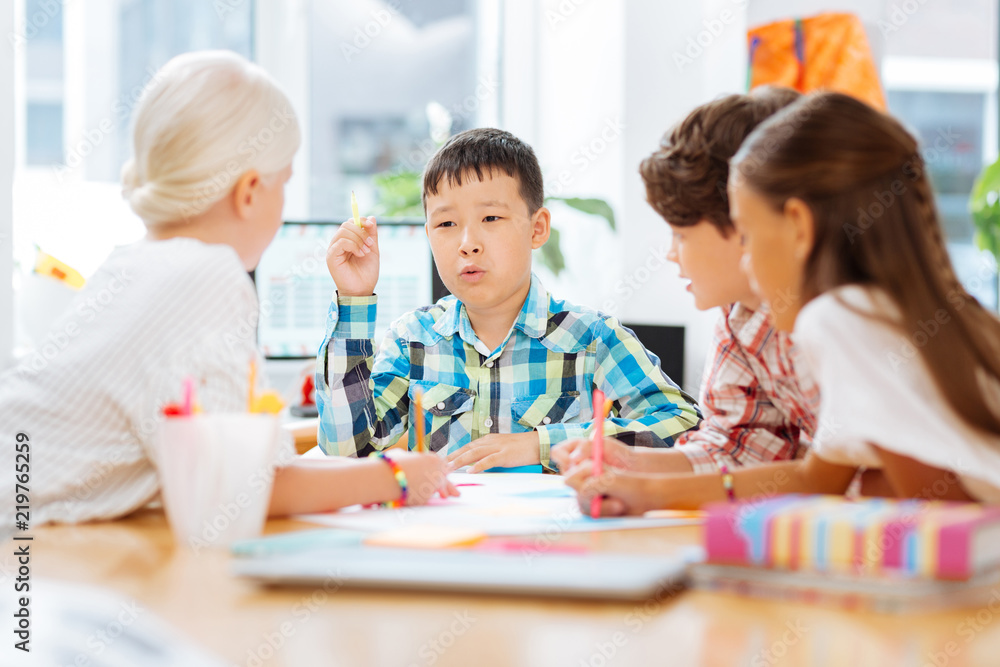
[0,238,292,529]
[794,285,1000,502]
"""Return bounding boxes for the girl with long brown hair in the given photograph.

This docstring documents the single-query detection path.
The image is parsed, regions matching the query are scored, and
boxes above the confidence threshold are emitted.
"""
[565,92,1000,512]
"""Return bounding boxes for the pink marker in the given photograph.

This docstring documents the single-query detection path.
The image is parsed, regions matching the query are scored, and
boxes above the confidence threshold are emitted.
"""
[590,389,605,518]
[182,376,195,416]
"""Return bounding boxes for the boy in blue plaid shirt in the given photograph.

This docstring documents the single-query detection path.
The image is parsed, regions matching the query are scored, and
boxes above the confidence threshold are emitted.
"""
[317,128,699,471]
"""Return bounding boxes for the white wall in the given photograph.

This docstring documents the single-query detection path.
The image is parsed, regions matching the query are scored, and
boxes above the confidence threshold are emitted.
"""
[255,0,311,221]
[503,0,748,394]
[620,0,747,393]
[1,2,14,369]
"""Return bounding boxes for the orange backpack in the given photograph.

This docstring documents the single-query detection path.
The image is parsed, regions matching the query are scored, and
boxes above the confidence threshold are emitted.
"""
[748,12,886,110]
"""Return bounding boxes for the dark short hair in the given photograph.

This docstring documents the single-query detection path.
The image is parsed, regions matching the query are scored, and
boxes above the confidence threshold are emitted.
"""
[422,128,544,214]
[639,86,800,236]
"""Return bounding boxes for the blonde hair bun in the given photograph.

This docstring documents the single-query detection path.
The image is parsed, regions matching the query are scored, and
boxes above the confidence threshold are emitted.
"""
[121,50,300,226]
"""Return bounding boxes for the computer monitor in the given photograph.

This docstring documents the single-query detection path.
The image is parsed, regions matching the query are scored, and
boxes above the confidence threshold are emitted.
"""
[254,220,439,360]
[620,323,685,389]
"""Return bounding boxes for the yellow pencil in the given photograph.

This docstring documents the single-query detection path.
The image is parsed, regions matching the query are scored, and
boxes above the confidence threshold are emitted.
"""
[414,389,425,453]
[643,510,706,520]
[248,359,256,412]
[351,190,362,227]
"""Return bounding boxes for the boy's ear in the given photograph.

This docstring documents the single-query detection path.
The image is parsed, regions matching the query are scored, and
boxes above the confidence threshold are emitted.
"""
[233,169,261,220]
[783,197,814,263]
[530,206,551,249]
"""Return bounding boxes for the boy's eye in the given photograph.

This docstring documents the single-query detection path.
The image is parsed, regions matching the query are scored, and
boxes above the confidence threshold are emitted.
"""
[483,215,501,222]
[436,221,455,228]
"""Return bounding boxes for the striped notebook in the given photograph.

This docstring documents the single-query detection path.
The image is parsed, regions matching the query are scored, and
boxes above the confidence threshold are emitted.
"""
[704,495,1000,581]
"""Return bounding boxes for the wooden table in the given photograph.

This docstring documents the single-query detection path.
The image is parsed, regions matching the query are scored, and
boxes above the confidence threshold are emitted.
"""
[18,510,1000,667]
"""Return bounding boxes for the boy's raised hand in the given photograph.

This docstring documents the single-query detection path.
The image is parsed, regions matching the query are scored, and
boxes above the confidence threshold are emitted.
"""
[326,217,379,297]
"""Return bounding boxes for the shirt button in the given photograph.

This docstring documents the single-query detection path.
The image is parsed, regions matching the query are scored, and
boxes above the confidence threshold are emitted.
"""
[436,402,446,410]
[484,417,494,428]
[486,360,494,368]
[542,416,551,425]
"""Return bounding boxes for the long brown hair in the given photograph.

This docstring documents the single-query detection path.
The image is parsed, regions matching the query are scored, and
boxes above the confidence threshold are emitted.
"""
[733,92,1000,436]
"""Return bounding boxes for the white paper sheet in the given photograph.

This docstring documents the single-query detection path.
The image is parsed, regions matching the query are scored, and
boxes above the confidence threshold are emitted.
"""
[296,473,702,536]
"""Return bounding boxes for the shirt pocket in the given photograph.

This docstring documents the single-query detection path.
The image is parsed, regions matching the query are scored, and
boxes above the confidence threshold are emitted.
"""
[511,391,582,431]
[409,382,476,452]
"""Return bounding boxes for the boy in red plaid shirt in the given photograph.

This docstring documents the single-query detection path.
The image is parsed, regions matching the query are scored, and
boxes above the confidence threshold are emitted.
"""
[554,87,818,479]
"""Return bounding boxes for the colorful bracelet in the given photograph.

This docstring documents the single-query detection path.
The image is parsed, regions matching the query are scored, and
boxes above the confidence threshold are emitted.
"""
[719,463,735,503]
[375,451,409,508]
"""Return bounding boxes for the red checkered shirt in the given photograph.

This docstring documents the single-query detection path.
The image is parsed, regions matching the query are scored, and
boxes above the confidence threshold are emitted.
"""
[678,302,819,473]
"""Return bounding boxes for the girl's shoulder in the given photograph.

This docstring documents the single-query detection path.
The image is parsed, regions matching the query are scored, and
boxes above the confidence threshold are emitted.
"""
[794,285,898,340]
[100,238,248,294]
[107,237,244,275]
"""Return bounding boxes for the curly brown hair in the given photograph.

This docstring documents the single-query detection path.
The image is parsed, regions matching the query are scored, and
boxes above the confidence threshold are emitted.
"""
[639,86,800,236]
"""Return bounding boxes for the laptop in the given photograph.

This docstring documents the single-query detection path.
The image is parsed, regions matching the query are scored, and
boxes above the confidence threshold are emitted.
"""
[232,545,694,601]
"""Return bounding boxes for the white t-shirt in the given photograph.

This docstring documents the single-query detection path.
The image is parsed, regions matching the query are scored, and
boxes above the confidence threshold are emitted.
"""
[794,285,1000,502]
[0,238,292,528]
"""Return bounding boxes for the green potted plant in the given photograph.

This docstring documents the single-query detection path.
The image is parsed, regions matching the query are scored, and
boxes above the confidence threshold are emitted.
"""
[970,155,1000,305]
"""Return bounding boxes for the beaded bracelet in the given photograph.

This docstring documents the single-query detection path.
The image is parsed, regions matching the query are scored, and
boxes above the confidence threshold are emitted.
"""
[719,463,735,503]
[376,451,409,508]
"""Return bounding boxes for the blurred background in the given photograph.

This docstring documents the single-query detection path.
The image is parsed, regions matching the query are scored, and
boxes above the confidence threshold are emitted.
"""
[3,0,998,396]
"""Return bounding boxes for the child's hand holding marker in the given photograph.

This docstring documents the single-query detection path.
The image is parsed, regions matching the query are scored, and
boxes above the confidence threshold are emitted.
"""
[552,436,639,472]
[326,192,379,297]
[564,464,660,517]
[386,450,461,504]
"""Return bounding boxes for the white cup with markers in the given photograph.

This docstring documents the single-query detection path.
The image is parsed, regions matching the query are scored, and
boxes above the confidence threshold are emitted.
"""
[155,373,284,549]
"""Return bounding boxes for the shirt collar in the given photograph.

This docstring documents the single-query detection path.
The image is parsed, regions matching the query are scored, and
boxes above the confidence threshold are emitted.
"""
[726,301,774,353]
[432,274,549,344]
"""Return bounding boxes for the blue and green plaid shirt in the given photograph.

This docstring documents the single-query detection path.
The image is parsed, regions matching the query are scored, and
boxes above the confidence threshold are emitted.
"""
[315,276,700,468]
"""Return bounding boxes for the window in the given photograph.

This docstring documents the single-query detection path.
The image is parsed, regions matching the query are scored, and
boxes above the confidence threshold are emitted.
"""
[12,0,253,351]
[304,0,495,219]
[881,0,999,307]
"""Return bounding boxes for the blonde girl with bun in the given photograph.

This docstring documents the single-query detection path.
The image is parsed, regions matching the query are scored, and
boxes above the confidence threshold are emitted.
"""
[1,51,455,529]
